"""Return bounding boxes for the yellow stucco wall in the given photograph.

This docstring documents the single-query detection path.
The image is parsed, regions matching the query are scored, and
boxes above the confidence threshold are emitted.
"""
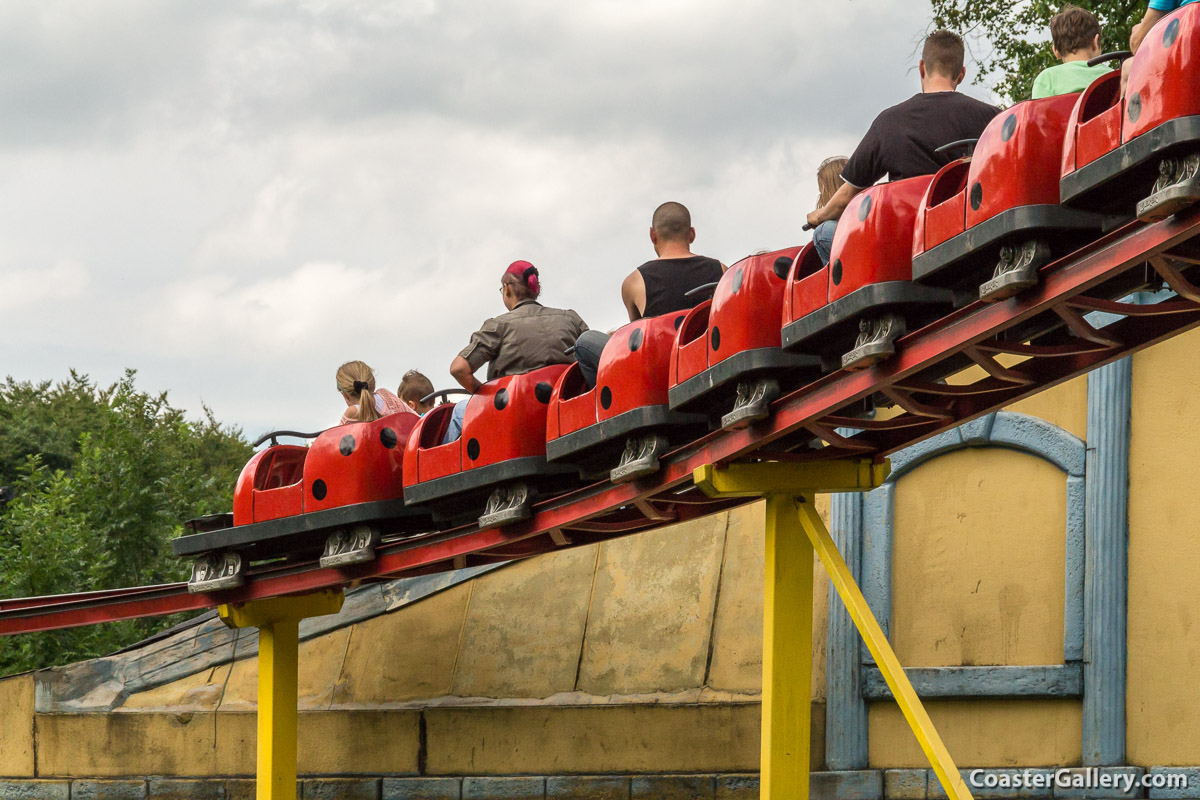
[890,449,1067,668]
[868,377,1084,767]
[870,699,1082,767]
[1127,327,1200,765]
[1007,374,1088,442]
[35,711,421,778]
[0,675,35,777]
[127,500,831,713]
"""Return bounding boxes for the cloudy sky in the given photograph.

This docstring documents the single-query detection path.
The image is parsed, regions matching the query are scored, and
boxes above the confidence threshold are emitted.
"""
[0,0,1002,439]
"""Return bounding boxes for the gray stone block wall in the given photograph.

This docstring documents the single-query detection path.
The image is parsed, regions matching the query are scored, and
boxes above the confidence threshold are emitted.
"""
[383,778,463,800]
[6,771,1198,800]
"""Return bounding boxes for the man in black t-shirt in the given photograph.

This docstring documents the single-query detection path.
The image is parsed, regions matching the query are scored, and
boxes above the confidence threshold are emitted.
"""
[805,30,1000,265]
[574,202,725,388]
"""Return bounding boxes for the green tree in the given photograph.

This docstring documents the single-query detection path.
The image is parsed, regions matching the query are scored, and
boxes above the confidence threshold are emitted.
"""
[0,371,251,674]
[929,0,1147,103]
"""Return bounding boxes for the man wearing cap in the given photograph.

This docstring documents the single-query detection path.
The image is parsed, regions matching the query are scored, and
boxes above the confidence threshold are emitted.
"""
[574,201,724,388]
[442,260,588,443]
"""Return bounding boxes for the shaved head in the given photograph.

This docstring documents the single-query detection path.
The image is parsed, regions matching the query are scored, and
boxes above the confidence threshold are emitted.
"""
[651,201,692,242]
[922,30,965,79]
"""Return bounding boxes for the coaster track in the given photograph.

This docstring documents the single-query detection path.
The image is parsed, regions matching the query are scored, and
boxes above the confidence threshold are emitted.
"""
[2,208,1200,637]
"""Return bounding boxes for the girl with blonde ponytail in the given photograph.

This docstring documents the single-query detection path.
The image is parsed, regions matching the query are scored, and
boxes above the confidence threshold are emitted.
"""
[335,361,409,425]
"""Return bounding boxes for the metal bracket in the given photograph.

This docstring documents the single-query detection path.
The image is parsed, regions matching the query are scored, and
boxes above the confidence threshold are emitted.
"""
[722,377,781,429]
[188,552,245,594]
[478,482,532,528]
[1139,153,1200,222]
[693,459,889,498]
[610,433,670,483]
[843,313,906,370]
[319,524,381,569]
[980,239,1049,302]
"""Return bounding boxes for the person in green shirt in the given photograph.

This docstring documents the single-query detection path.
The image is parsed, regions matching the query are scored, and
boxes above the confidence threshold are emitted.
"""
[1031,5,1113,99]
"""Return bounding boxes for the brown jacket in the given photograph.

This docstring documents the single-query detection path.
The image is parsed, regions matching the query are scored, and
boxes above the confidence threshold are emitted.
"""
[458,300,589,381]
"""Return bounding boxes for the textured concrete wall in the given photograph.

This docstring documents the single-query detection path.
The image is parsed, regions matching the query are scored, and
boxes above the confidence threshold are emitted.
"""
[869,699,1083,767]
[121,498,830,714]
[0,499,832,778]
[1127,328,1200,765]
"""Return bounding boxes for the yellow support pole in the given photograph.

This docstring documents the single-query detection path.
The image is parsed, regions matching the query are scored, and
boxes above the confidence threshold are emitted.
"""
[693,460,973,800]
[761,493,813,799]
[220,591,345,800]
[795,500,972,800]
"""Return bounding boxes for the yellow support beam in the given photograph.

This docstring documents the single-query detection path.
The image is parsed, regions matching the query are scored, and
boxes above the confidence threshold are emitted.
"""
[761,494,814,798]
[693,459,889,498]
[693,461,972,800]
[220,590,345,800]
[796,499,972,800]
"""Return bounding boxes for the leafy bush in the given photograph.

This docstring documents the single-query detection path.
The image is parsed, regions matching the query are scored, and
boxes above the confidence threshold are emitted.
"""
[0,370,251,674]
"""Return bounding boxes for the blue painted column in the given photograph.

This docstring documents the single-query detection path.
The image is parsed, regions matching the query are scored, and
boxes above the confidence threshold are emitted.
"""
[825,492,869,769]
[1083,356,1132,765]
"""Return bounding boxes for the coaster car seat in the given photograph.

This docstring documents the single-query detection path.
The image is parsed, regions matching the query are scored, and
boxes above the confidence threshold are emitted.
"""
[912,93,1103,302]
[1061,5,1200,221]
[781,175,954,370]
[667,245,821,429]
[404,364,577,528]
[545,313,706,483]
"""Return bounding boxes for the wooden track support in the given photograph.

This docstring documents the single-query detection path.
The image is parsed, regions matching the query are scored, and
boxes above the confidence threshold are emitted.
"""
[219,591,345,800]
[694,461,973,800]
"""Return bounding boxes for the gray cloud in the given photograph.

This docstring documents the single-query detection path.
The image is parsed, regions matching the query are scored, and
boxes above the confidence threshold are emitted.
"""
[1,0,1001,439]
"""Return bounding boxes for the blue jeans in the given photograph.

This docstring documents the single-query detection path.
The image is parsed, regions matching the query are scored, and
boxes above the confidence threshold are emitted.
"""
[813,219,838,266]
[441,399,469,444]
[574,329,609,389]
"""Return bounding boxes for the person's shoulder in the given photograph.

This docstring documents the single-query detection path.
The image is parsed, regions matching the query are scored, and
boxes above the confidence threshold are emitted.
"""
[474,313,506,332]
[944,91,1001,123]
[870,95,919,125]
[552,303,585,318]
[540,305,588,327]
[1032,62,1063,82]
[1031,65,1057,99]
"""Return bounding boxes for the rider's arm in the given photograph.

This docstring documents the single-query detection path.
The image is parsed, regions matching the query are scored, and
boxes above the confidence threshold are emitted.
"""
[449,356,483,393]
[621,270,645,322]
[1131,7,1169,53]
[807,182,861,228]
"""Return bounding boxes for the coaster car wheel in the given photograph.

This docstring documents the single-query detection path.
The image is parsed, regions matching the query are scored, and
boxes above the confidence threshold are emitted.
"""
[319,524,381,569]
[979,239,1051,303]
[478,482,532,528]
[842,313,907,370]
[721,377,781,430]
[1138,153,1200,221]
[610,433,670,484]
[188,551,244,594]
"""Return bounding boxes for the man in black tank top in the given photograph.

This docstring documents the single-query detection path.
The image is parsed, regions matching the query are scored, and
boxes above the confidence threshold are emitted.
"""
[575,202,725,388]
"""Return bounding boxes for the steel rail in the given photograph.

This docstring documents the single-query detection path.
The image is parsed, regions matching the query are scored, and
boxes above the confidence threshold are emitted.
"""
[2,209,1200,636]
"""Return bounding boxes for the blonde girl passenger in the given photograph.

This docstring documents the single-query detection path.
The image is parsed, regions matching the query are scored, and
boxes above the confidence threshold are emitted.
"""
[335,361,411,426]
[810,156,848,265]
